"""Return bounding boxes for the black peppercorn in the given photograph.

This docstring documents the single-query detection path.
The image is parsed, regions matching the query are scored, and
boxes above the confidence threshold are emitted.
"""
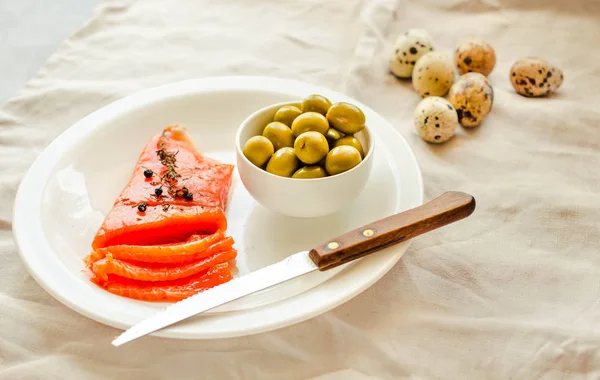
[143,169,153,178]
[154,187,163,197]
[185,192,193,201]
[175,187,189,198]
[137,203,147,212]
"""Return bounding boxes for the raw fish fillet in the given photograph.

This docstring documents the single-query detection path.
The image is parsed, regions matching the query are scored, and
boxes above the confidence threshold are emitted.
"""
[86,125,237,302]
[91,125,234,250]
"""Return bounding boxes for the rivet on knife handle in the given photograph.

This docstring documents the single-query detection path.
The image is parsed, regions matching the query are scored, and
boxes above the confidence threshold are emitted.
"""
[308,191,476,271]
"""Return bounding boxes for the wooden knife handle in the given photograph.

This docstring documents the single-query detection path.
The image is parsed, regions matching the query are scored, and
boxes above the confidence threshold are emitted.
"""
[308,191,476,271]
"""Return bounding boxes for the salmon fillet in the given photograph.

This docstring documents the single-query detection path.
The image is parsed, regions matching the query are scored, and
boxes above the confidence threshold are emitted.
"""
[91,263,232,302]
[87,125,236,302]
[91,125,234,250]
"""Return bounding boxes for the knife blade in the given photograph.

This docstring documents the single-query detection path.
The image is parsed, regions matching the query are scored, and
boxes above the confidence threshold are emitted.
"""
[112,251,316,346]
[112,191,475,346]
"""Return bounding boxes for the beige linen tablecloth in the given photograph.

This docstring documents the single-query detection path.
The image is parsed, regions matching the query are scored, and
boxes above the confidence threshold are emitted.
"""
[1,0,599,378]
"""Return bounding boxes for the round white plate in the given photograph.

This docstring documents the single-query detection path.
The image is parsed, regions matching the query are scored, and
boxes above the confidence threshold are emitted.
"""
[13,76,423,339]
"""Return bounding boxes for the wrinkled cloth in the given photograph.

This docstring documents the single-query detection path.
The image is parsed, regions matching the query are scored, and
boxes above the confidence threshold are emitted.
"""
[1,0,600,379]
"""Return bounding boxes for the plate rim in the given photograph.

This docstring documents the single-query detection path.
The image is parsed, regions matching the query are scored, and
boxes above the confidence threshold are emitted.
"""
[12,75,424,339]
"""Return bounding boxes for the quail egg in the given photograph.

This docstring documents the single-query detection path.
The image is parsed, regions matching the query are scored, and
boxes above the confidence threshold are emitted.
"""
[412,52,455,97]
[454,39,496,76]
[389,29,435,78]
[448,72,494,127]
[510,57,563,97]
[414,96,458,143]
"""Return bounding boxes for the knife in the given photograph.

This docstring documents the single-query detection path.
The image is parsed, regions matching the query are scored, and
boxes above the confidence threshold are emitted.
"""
[112,191,475,346]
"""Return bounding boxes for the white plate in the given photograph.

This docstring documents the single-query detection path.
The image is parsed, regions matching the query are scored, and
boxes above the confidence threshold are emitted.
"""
[13,76,423,339]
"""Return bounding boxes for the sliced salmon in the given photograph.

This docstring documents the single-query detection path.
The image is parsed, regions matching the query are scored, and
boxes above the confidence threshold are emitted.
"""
[86,233,210,264]
[147,238,234,264]
[91,249,237,282]
[86,233,234,265]
[91,125,234,249]
[91,263,232,302]
[87,125,237,302]
[91,205,227,250]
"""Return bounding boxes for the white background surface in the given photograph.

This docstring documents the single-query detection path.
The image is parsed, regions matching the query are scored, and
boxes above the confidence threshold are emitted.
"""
[0,0,98,105]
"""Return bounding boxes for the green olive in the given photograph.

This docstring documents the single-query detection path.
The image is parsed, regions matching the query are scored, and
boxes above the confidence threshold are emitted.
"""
[294,131,329,164]
[325,145,362,175]
[243,136,274,167]
[262,122,294,151]
[273,106,302,126]
[292,166,327,179]
[291,112,329,137]
[334,136,364,157]
[301,94,332,115]
[325,128,344,141]
[266,147,299,177]
[326,102,366,134]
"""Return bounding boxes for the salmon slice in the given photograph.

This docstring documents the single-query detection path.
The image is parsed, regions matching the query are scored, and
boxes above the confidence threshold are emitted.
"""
[148,238,234,264]
[91,263,232,302]
[86,233,235,264]
[91,125,234,249]
[91,249,237,282]
[91,205,227,250]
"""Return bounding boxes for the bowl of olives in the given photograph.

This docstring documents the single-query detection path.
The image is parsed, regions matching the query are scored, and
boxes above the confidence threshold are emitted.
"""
[236,94,374,218]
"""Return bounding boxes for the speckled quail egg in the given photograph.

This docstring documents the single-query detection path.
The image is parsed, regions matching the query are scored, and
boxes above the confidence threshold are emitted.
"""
[414,96,458,143]
[454,39,496,76]
[389,29,434,79]
[412,52,455,97]
[510,57,563,97]
[448,72,494,128]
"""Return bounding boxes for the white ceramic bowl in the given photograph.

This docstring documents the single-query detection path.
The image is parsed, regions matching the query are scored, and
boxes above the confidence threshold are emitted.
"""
[235,101,374,218]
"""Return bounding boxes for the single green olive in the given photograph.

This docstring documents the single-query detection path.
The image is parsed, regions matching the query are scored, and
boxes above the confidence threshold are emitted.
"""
[292,166,327,179]
[325,102,366,134]
[294,131,329,164]
[291,112,329,137]
[301,94,332,115]
[334,136,365,157]
[325,145,362,175]
[262,122,294,151]
[325,128,344,141]
[243,136,274,167]
[265,147,299,177]
[273,105,302,126]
